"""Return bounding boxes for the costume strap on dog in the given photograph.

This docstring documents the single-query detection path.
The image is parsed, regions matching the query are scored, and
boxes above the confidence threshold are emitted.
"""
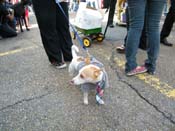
[96,70,106,105]
[92,57,109,105]
[55,0,90,58]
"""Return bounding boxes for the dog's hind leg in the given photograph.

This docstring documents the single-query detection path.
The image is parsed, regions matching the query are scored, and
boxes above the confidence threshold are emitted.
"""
[68,62,76,76]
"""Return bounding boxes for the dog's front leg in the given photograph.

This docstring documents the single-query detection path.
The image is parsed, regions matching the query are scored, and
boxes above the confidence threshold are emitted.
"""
[68,62,76,76]
[83,92,88,105]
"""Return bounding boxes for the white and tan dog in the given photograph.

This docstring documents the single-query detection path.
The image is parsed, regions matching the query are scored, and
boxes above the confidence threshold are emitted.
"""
[69,45,109,105]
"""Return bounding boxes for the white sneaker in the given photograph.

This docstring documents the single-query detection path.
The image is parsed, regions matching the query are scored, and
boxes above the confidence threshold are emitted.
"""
[51,62,67,69]
[56,63,67,69]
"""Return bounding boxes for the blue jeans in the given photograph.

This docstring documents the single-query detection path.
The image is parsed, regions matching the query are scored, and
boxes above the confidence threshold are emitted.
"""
[125,0,166,73]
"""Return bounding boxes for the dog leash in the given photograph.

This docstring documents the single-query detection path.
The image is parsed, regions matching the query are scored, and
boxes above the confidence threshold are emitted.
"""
[55,0,90,58]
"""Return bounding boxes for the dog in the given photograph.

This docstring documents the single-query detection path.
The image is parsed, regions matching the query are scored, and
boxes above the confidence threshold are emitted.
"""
[69,45,109,105]
[11,0,32,32]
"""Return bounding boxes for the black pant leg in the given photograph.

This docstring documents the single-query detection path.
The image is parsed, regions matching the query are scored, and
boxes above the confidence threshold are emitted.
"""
[56,2,73,61]
[0,23,17,38]
[32,0,63,63]
[160,5,175,39]
[108,0,117,25]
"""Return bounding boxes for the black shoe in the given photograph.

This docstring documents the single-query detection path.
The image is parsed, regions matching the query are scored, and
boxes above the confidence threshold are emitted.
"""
[160,38,173,46]
[147,70,155,75]
[108,24,114,28]
[116,45,125,54]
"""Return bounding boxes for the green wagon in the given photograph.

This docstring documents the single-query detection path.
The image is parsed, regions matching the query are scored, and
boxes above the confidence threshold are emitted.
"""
[71,26,105,47]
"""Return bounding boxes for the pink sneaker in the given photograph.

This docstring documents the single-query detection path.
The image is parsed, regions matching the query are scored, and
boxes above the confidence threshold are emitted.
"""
[126,66,147,76]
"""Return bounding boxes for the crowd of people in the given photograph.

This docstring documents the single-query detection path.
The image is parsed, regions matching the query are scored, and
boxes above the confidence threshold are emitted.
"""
[0,0,31,38]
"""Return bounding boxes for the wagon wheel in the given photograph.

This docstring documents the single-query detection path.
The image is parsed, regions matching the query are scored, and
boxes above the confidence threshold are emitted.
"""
[96,33,104,42]
[83,37,92,47]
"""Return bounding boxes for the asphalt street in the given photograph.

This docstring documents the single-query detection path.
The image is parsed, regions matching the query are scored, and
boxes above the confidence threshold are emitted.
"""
[0,10,175,131]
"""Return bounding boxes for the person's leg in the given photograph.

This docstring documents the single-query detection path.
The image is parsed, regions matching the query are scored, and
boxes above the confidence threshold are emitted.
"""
[116,4,147,54]
[8,18,16,31]
[108,0,117,27]
[124,5,129,46]
[125,0,146,73]
[116,4,128,53]
[56,2,73,62]
[160,2,175,46]
[0,23,17,38]
[145,0,165,74]
[160,7,174,38]
[32,0,63,64]
[138,25,147,50]
[24,7,30,30]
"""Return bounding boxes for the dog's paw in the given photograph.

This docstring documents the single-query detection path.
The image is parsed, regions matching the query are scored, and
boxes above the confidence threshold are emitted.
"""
[83,100,88,105]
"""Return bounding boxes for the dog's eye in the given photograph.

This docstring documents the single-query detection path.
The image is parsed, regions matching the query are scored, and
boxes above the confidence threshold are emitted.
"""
[80,74,84,79]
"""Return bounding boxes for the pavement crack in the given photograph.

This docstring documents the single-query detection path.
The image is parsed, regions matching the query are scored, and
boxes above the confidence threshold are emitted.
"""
[120,79,175,125]
[0,92,51,112]
[109,49,175,125]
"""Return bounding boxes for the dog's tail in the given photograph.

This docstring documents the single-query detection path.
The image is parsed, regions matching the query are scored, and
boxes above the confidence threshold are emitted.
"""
[71,45,79,58]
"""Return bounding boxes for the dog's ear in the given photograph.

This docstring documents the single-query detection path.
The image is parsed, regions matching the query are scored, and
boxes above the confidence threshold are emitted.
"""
[93,69,101,78]
[80,72,85,79]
